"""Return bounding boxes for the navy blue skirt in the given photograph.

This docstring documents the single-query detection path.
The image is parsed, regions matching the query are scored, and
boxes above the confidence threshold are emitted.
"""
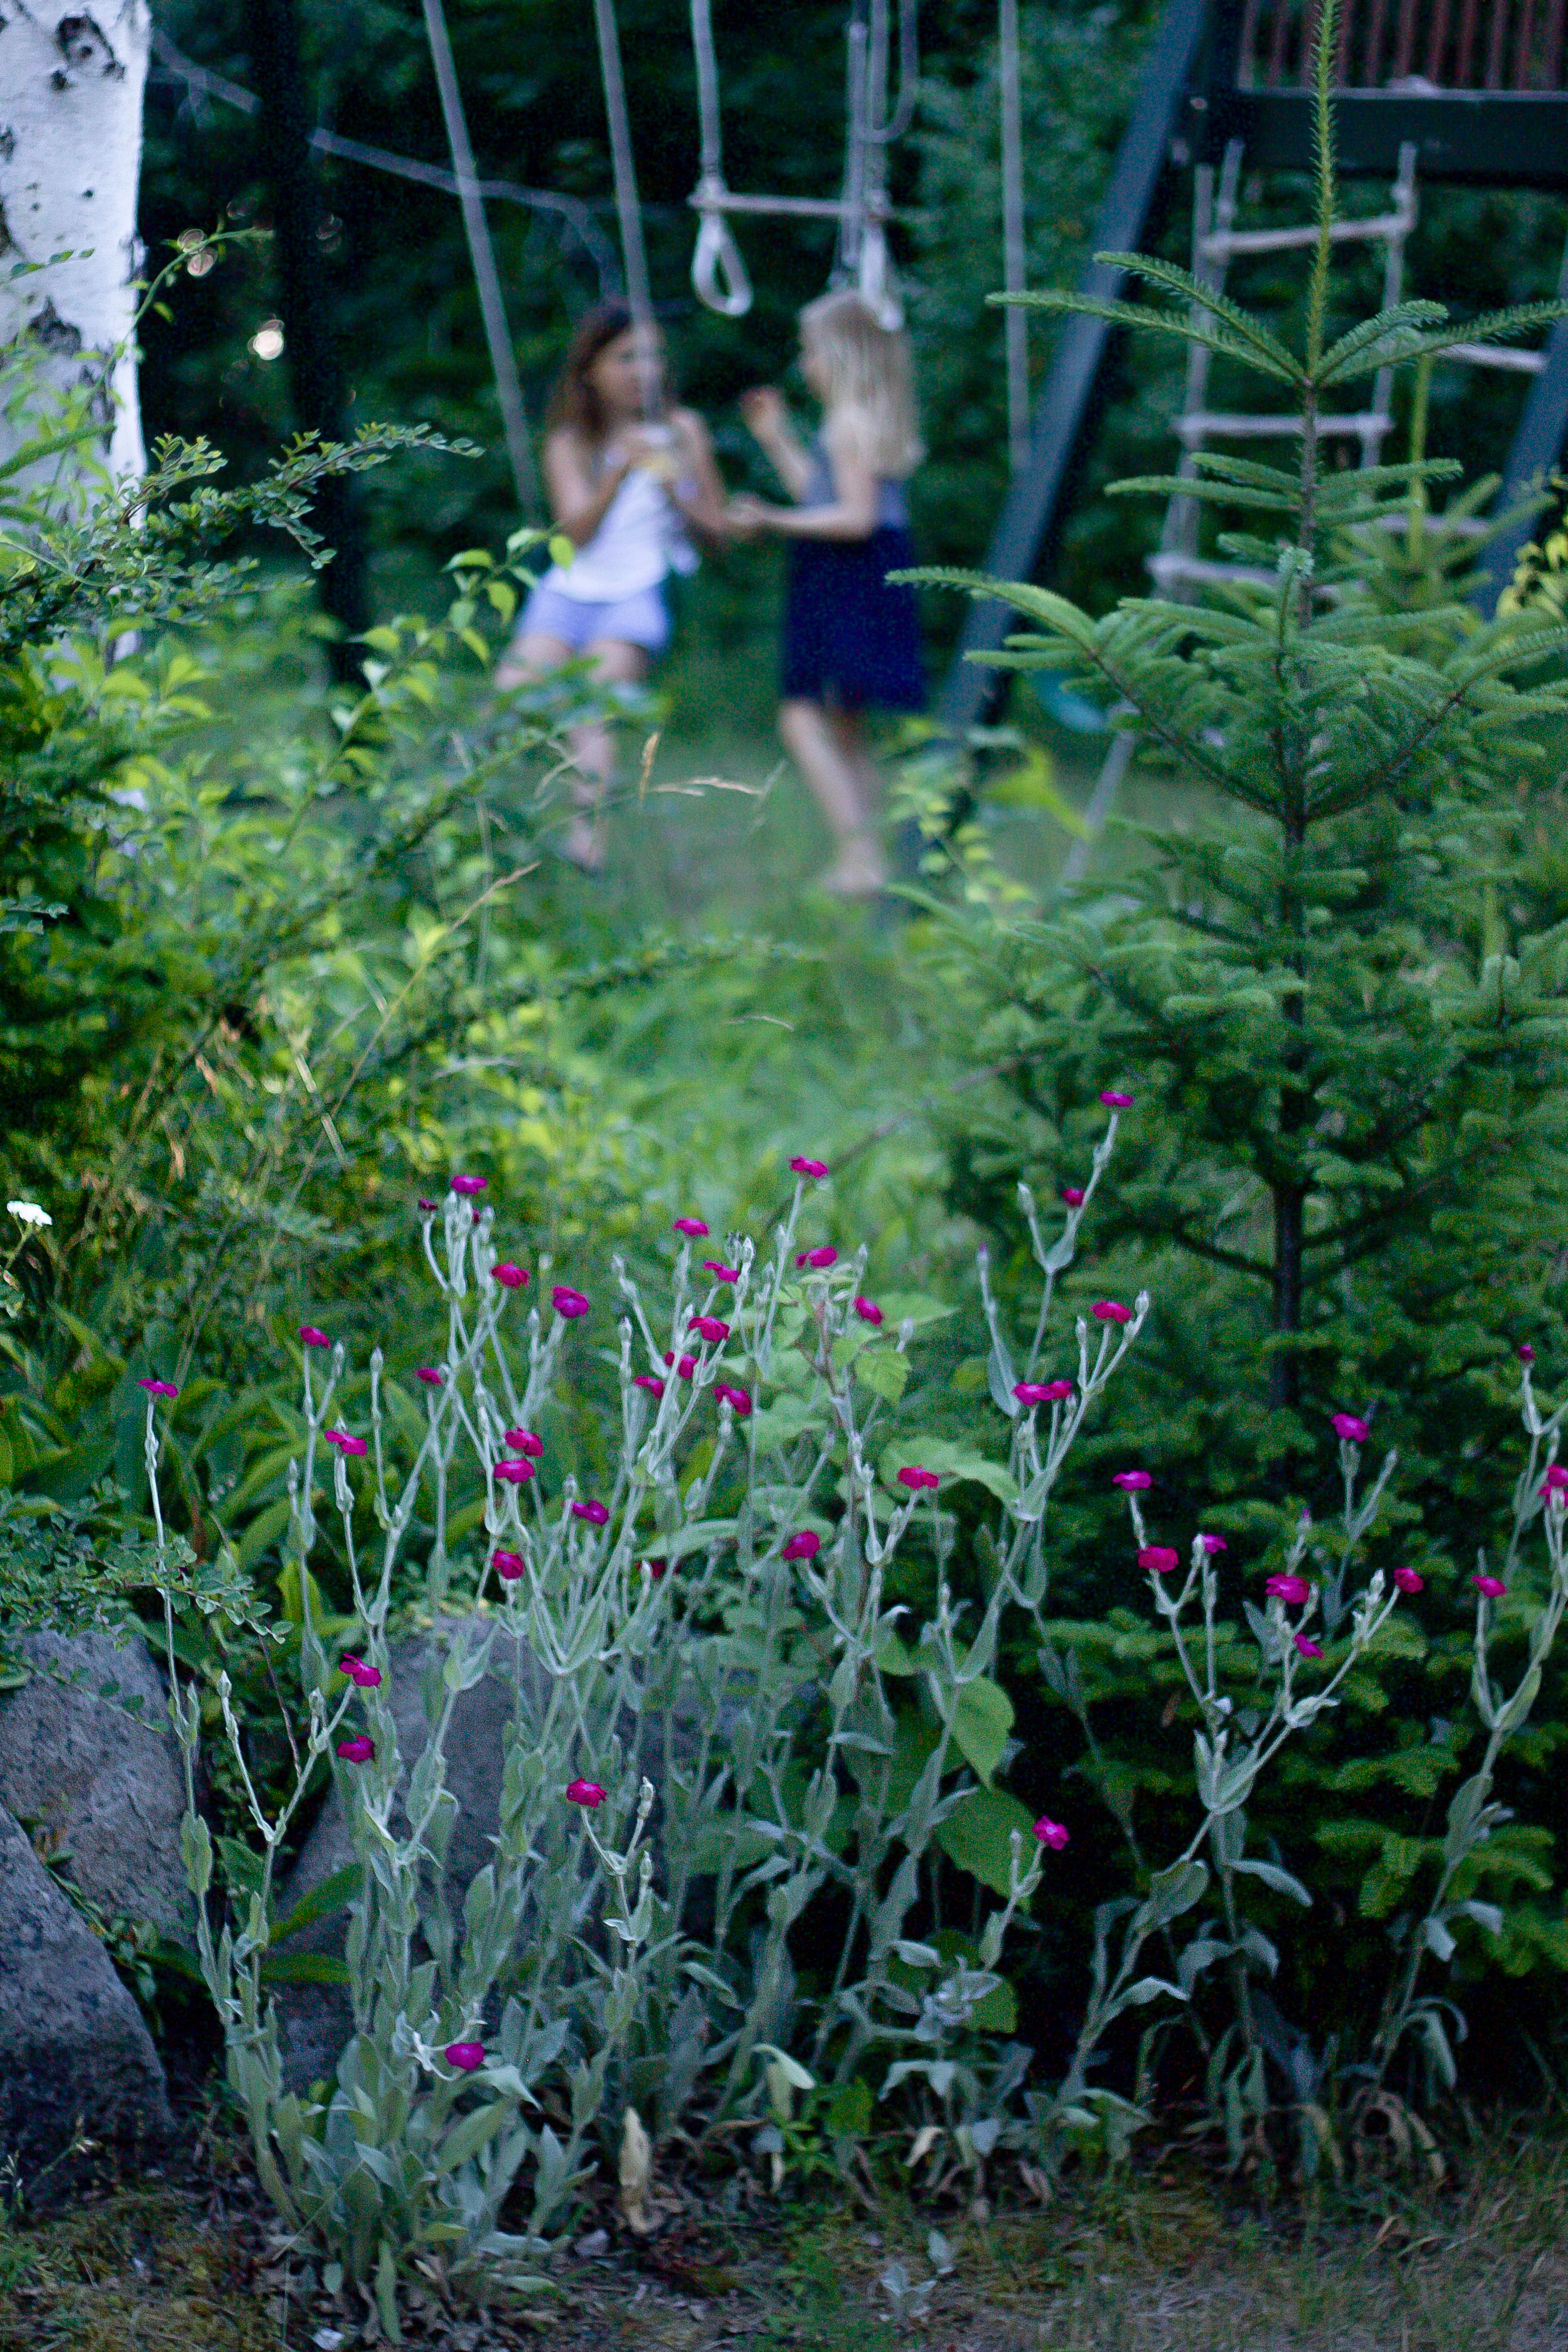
[781,524,925,712]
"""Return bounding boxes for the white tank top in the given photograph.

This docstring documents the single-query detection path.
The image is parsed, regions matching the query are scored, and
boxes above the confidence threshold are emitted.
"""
[545,449,698,604]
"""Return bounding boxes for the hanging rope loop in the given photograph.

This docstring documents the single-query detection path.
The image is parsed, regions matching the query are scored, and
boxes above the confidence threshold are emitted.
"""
[691,186,753,316]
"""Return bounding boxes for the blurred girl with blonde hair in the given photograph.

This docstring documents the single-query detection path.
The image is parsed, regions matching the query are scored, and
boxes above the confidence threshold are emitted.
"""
[733,288,925,897]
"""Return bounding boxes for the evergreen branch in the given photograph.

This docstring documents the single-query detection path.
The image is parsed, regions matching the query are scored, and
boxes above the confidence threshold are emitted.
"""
[1305,0,1339,377]
[1323,303,1568,387]
[1106,478,1299,514]
[995,291,1299,384]
[1083,254,1305,381]
[1314,301,1450,386]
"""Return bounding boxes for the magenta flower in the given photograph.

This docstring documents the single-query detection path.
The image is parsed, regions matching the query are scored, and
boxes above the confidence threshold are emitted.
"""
[789,1157,829,1178]
[1198,1533,1228,1556]
[703,1259,742,1282]
[1014,1378,1073,1407]
[338,1654,383,1689]
[504,1429,544,1458]
[451,1175,488,1196]
[783,1530,821,1560]
[566,1778,607,1808]
[1541,1465,1568,1495]
[494,1459,535,1485]
[491,1262,529,1290]
[1099,1090,1133,1109]
[1113,1470,1152,1492]
[492,1550,525,1582]
[643,1557,670,1582]
[572,1499,610,1526]
[715,1382,753,1417]
[1331,1412,1370,1444]
[1473,1573,1507,1599]
[674,1216,710,1238]
[417,1198,439,1213]
[445,2041,485,2072]
[138,1377,179,1400]
[688,1314,731,1344]
[1393,1567,1424,1595]
[416,1367,443,1388]
[897,1466,940,1492]
[1267,1573,1311,1606]
[1092,1301,1132,1325]
[853,1297,884,1326]
[1033,1817,1070,1851]
[337,1735,375,1764]
[796,1245,837,1270]
[325,1429,368,1457]
[1061,1185,1085,1207]
[1519,1342,1537,1364]
[1293,1634,1324,1661]
[664,1350,698,1381]
[552,1285,590,1321]
[634,1373,667,1398]
[1139,1546,1179,1575]
[299,1326,331,1349]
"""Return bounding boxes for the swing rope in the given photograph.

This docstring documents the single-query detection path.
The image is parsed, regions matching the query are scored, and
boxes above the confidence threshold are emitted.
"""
[689,0,753,315]
[998,0,1029,470]
[591,0,664,419]
[420,0,541,516]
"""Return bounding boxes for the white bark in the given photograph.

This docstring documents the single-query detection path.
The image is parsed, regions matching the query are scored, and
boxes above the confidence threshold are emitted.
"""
[0,1,150,482]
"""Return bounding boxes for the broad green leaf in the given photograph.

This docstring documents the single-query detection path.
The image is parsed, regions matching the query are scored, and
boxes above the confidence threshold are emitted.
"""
[935,1785,1035,1895]
[950,1677,1015,1787]
[857,1347,909,1403]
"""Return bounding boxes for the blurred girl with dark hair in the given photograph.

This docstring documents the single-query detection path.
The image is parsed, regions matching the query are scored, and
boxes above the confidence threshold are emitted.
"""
[496,300,727,870]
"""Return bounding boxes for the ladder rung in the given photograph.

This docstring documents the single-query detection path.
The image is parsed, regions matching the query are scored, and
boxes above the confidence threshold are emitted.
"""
[1176,412,1390,441]
[1198,208,1413,261]
[1147,553,1276,588]
[1373,511,1490,538]
[1440,342,1546,375]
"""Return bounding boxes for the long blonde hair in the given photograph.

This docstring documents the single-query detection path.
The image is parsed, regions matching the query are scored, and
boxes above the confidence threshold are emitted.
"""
[799,289,923,480]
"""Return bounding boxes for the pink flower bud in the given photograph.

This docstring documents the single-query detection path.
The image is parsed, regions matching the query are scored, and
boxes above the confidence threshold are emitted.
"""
[417,1198,439,1213]
[897,1466,940,1492]
[552,1285,590,1320]
[298,1326,331,1349]
[643,1557,669,1581]
[337,1735,375,1764]
[491,1262,529,1289]
[634,1374,666,1398]
[1060,1185,1085,1207]
[494,1459,535,1485]
[504,1429,544,1458]
[1112,1470,1152,1491]
[853,1297,884,1325]
[1033,1816,1070,1851]
[664,1350,697,1381]
[416,1367,443,1387]
[1542,1465,1568,1495]
[1473,1574,1507,1599]
[1519,1342,1537,1364]
[492,1551,525,1581]
[325,1429,367,1457]
[445,2042,485,2072]
[1267,1573,1310,1606]
[783,1530,821,1560]
[1293,1634,1324,1660]
[789,1157,829,1178]
[689,1314,731,1344]
[138,1377,179,1399]
[1099,1090,1133,1109]
[451,1175,487,1196]
[1331,1412,1370,1444]
[572,1499,610,1526]
[1092,1301,1132,1324]
[566,1778,607,1808]
[1393,1567,1423,1595]
[674,1216,710,1237]
[1014,1379,1073,1407]
[1198,1533,1228,1556]
[1139,1546,1179,1575]
[703,1260,742,1282]
[715,1383,753,1417]
[796,1245,837,1270]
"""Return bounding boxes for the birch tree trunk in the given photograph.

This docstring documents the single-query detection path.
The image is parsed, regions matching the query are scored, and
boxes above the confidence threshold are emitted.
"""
[0,2,150,482]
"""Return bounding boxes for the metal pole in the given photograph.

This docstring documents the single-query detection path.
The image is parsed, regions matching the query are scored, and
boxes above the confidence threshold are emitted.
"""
[999,0,1029,471]
[420,0,540,517]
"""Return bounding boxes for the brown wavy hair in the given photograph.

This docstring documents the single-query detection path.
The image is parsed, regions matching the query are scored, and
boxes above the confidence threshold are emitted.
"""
[544,299,659,442]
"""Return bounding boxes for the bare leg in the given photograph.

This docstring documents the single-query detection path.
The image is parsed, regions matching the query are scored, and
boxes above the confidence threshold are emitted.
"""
[778,697,887,895]
[494,628,647,872]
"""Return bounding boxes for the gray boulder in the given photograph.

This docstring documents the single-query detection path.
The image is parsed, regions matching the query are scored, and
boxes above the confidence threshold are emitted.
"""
[0,1805,173,2190]
[0,1629,194,1943]
[273,1617,538,2089]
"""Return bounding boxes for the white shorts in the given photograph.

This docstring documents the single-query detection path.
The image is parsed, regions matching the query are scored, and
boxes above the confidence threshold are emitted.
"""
[518,579,670,654]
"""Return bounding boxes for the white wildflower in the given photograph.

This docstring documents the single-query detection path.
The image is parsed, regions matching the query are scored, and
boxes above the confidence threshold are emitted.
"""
[6,1200,50,1228]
